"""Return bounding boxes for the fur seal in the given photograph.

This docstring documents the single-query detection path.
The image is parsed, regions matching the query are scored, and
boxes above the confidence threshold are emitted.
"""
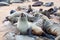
[43,18,60,36]
[17,13,30,34]
[17,13,43,35]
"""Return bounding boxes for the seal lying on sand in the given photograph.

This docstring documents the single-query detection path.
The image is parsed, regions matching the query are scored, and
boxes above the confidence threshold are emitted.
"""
[17,13,43,36]
[43,18,60,36]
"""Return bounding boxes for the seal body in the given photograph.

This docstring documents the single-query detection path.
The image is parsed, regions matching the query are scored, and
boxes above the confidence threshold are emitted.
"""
[17,13,30,34]
[43,19,60,36]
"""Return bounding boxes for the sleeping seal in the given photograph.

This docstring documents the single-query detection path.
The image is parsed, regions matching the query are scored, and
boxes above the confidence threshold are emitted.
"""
[43,18,60,36]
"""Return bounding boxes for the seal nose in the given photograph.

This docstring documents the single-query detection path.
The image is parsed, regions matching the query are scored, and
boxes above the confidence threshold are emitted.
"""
[21,13,24,17]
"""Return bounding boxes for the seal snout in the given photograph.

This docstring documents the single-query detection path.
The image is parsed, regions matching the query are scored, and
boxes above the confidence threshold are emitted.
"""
[21,13,26,17]
[21,13,24,17]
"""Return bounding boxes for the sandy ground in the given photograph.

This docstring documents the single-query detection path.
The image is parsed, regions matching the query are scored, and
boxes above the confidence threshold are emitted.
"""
[0,0,60,40]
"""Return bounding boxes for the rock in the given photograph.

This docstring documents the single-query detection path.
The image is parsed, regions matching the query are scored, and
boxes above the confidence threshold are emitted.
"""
[55,36,60,40]
[43,2,54,7]
[3,21,20,35]
[0,0,11,4]
[0,2,9,6]
[15,35,35,40]
[5,34,35,40]
[4,32,15,40]
[11,0,24,3]
[32,1,43,7]
[32,0,39,2]
[4,33,51,40]
[54,13,60,16]
[35,36,50,40]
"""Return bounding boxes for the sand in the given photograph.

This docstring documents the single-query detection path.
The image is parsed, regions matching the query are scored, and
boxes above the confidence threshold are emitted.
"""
[0,0,60,40]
